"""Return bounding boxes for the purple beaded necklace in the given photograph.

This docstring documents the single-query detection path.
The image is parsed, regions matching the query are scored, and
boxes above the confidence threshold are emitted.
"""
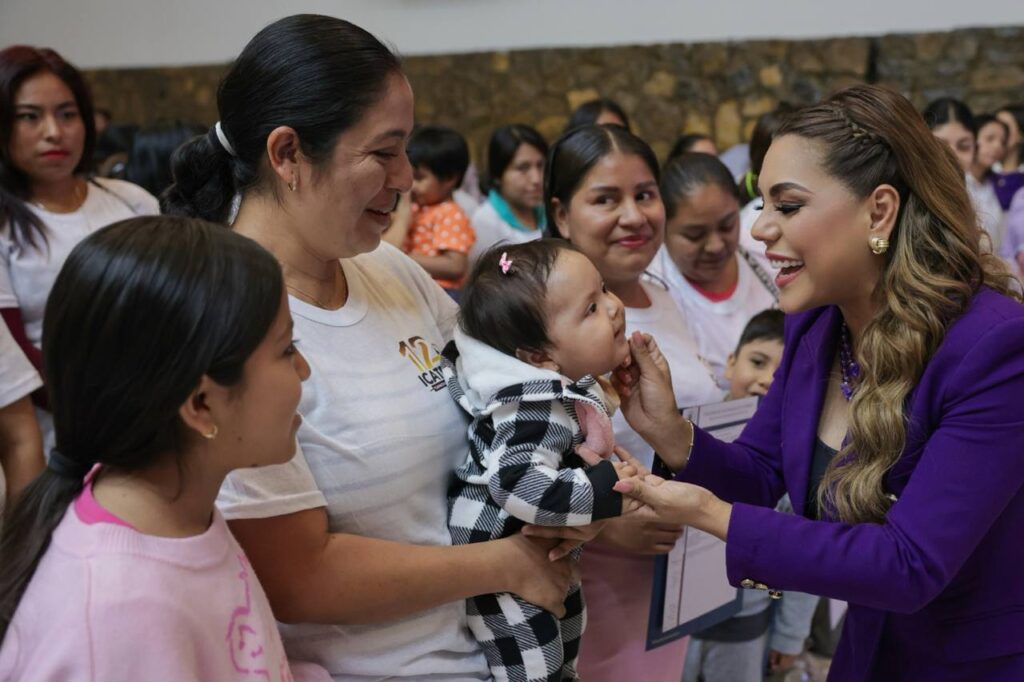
[839,322,861,401]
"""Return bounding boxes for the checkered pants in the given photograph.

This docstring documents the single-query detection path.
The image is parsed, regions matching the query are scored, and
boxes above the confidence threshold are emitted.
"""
[467,582,585,682]
[450,478,586,681]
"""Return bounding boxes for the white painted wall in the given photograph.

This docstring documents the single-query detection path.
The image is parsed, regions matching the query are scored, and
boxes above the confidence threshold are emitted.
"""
[2,0,1023,69]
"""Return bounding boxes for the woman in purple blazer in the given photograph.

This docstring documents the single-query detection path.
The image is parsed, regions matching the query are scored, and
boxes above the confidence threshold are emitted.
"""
[611,85,1024,681]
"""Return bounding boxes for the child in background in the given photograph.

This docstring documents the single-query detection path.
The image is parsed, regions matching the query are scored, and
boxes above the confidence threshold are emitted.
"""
[391,125,476,295]
[724,309,785,399]
[0,217,328,682]
[683,309,819,682]
[442,240,639,682]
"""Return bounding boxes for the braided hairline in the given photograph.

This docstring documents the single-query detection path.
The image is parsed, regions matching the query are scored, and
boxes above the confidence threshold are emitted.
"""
[827,104,889,151]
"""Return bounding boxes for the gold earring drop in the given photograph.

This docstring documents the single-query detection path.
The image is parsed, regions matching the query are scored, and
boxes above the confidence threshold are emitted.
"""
[203,425,219,440]
[869,237,889,255]
[288,178,297,192]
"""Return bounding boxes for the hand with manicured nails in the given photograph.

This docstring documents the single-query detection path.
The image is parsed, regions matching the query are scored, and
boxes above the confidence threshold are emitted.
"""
[613,474,732,542]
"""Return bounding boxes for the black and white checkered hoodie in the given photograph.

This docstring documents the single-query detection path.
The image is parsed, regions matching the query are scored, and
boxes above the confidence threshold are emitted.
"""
[442,328,622,544]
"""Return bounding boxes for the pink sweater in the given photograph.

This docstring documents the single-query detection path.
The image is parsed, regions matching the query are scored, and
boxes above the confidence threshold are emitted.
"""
[0,494,329,682]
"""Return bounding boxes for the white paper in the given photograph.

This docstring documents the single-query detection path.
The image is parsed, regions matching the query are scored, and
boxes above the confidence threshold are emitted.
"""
[676,527,734,624]
[659,397,759,631]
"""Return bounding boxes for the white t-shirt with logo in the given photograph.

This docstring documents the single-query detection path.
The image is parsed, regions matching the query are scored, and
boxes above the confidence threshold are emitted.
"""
[217,243,488,681]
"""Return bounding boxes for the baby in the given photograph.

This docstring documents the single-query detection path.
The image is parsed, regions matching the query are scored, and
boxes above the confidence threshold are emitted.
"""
[442,239,636,682]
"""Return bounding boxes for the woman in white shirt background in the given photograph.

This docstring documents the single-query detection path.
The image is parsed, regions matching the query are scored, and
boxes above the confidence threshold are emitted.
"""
[469,124,548,266]
[648,152,778,386]
[0,45,158,450]
[923,97,1005,254]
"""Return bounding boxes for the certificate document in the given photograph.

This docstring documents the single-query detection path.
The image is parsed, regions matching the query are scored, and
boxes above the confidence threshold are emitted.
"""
[646,396,759,650]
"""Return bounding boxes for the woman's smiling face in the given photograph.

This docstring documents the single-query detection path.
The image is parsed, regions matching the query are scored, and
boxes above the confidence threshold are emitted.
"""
[751,134,882,314]
[552,152,665,290]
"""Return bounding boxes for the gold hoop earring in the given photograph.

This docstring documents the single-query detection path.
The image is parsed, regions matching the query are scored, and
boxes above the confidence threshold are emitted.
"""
[203,425,219,440]
[869,237,889,255]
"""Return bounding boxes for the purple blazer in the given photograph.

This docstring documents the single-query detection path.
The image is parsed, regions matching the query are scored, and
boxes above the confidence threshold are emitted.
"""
[678,287,1024,681]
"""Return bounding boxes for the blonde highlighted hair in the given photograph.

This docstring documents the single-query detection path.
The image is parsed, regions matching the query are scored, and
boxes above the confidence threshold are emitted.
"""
[777,85,1020,524]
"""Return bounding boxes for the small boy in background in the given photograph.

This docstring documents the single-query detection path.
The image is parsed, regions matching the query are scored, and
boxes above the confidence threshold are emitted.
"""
[389,125,476,296]
[724,309,785,400]
[683,309,819,682]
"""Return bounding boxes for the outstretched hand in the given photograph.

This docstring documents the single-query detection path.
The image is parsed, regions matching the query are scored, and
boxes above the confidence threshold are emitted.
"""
[614,475,708,525]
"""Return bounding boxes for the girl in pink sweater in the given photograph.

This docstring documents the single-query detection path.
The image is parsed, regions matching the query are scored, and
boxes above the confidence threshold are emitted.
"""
[0,216,328,682]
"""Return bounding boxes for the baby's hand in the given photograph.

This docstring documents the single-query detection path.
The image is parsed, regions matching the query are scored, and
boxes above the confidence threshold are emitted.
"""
[613,460,643,514]
[613,444,650,477]
[613,459,638,479]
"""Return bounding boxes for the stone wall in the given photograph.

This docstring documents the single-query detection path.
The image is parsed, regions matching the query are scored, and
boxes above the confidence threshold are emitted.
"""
[85,25,1024,163]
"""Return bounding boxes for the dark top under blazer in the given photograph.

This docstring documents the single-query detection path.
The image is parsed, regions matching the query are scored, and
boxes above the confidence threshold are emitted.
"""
[678,287,1024,681]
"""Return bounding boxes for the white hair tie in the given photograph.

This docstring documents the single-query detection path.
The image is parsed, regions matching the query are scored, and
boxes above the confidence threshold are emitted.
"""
[213,121,236,157]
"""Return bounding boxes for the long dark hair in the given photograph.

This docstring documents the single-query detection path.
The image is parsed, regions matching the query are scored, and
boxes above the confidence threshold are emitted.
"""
[0,215,282,641]
[0,45,96,249]
[480,124,548,195]
[543,124,660,234]
[162,14,402,222]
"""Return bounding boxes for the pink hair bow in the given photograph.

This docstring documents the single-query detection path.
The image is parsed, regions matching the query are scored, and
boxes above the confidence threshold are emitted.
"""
[499,252,513,274]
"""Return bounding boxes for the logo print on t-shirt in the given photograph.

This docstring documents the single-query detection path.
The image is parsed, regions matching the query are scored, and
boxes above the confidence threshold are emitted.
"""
[398,336,445,392]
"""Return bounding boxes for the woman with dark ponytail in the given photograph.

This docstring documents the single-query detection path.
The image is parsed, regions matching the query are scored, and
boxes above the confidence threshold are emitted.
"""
[165,14,574,680]
[0,216,327,681]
